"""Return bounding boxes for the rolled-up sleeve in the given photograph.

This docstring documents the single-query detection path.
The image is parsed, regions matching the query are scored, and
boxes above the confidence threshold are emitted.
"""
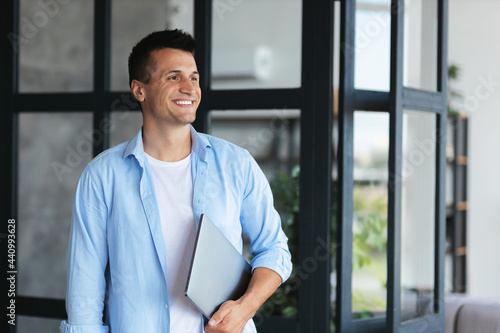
[59,321,109,333]
[239,151,292,283]
[61,167,110,333]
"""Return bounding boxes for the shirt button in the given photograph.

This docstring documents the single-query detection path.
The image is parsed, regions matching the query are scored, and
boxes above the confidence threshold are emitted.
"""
[164,304,168,309]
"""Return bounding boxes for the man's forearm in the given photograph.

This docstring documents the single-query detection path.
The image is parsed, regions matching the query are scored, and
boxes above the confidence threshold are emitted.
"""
[238,266,282,316]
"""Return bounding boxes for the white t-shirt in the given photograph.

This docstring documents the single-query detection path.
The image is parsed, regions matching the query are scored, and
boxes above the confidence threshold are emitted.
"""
[147,153,203,332]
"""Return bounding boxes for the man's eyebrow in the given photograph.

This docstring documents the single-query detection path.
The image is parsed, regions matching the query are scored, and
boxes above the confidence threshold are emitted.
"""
[161,70,180,77]
[161,70,199,77]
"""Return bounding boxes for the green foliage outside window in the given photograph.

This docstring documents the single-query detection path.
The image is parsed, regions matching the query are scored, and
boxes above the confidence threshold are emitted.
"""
[448,63,463,115]
[258,167,388,323]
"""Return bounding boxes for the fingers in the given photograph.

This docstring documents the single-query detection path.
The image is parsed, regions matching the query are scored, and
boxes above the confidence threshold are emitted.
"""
[207,301,233,327]
[205,301,250,333]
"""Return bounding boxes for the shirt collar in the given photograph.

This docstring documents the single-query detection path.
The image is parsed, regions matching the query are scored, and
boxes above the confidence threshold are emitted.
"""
[123,125,211,164]
[190,125,211,161]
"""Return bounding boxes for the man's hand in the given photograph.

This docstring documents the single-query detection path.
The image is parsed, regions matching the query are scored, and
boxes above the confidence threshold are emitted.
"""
[205,298,255,333]
[204,267,282,333]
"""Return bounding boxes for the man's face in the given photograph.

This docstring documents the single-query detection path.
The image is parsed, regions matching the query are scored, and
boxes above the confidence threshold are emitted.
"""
[137,48,201,127]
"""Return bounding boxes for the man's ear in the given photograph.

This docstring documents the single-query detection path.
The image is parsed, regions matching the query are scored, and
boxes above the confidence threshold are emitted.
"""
[131,80,145,102]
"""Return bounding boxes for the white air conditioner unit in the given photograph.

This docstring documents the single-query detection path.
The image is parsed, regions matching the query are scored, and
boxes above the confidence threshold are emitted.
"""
[212,46,273,81]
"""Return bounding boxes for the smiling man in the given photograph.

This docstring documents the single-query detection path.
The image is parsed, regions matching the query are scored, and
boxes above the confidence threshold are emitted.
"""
[60,30,292,333]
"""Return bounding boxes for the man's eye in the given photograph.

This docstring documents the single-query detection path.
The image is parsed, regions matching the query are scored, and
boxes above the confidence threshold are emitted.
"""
[190,77,198,81]
[169,75,178,80]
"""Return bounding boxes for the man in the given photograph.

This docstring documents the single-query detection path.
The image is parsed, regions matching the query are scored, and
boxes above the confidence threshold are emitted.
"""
[60,29,292,333]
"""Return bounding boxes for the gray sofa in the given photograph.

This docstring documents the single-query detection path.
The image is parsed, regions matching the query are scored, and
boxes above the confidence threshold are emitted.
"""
[445,294,500,333]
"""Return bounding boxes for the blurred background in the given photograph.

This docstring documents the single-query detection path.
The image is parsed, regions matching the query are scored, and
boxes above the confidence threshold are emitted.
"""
[3,0,500,332]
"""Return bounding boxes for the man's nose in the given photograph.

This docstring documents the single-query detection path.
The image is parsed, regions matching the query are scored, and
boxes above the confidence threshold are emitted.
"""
[179,78,197,94]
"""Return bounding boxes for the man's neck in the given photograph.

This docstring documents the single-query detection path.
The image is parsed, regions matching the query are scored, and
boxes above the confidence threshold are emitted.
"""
[142,122,192,162]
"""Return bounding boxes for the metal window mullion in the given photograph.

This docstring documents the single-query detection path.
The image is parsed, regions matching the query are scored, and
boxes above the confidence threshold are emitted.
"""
[351,317,387,333]
[389,0,449,331]
[1,0,18,222]
[336,0,356,331]
[299,0,334,332]
[387,0,404,331]
[434,110,447,319]
[92,0,111,156]
[451,116,459,292]
[433,0,449,322]
[193,0,212,133]
[1,1,18,332]
[16,296,65,319]
[336,104,354,333]
[1,3,17,332]
[353,90,390,112]
[202,89,302,110]
[437,0,448,93]
[402,88,443,113]
[457,117,467,292]
[15,93,94,112]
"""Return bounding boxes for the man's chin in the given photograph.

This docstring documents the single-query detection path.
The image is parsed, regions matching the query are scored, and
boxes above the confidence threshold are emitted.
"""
[176,114,196,126]
[185,115,196,125]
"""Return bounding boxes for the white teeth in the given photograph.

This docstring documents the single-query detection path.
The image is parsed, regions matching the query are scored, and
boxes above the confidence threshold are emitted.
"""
[175,100,192,105]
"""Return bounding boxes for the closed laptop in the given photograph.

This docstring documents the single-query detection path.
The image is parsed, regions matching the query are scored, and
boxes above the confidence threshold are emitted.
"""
[185,214,252,318]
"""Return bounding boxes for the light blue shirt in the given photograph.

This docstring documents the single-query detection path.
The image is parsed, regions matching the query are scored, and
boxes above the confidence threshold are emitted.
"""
[60,126,292,333]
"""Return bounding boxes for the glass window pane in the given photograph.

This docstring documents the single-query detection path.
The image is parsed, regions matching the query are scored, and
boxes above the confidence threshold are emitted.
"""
[401,110,437,321]
[403,0,438,91]
[18,315,61,333]
[111,0,194,91]
[352,111,389,319]
[19,1,93,92]
[354,0,391,91]
[210,110,300,321]
[110,111,143,147]
[211,0,302,90]
[210,110,300,177]
[18,112,93,298]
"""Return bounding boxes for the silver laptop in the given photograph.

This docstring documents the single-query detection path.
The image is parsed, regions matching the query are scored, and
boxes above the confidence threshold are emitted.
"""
[185,214,252,318]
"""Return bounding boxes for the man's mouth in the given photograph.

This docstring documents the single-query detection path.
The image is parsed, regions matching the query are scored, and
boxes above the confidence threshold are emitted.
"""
[175,100,194,105]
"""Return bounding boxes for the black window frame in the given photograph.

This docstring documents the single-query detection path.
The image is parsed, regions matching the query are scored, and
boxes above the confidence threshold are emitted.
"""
[0,1,448,332]
[336,0,448,332]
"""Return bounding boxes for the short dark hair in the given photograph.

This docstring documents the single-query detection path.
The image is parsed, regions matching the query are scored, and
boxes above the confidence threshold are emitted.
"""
[128,29,196,87]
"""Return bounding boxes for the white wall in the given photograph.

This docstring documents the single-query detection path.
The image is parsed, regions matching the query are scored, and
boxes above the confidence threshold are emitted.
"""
[449,0,500,298]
